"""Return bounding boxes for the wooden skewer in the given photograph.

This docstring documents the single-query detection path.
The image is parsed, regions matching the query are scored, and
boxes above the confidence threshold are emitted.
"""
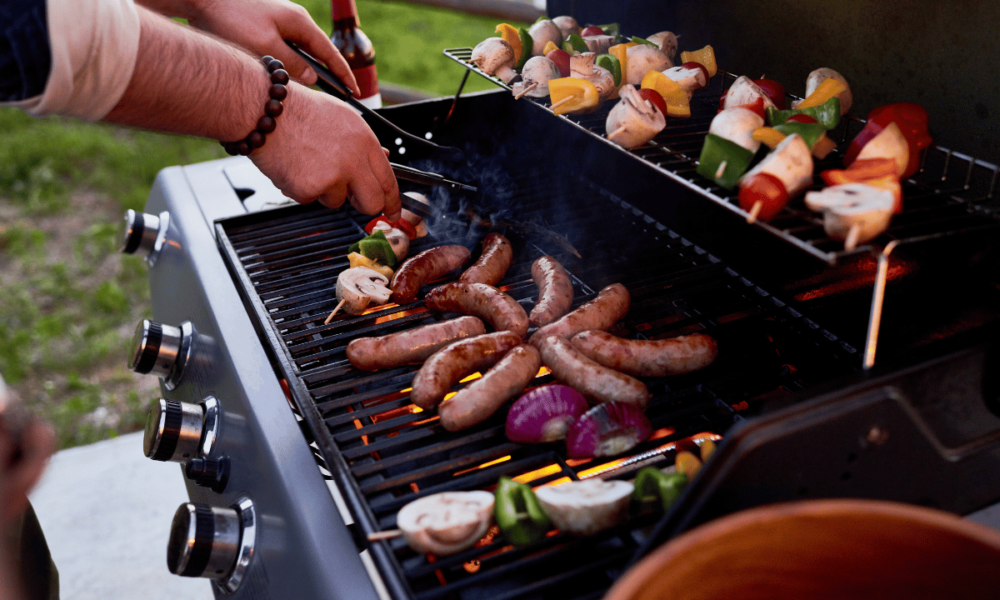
[514,82,538,100]
[367,529,404,542]
[324,299,346,325]
[844,223,862,252]
[714,160,728,180]
[550,96,575,111]
[607,125,628,141]
[746,201,763,224]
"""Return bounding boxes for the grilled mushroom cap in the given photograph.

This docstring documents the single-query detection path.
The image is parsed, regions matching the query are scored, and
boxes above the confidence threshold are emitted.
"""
[514,56,561,98]
[646,31,679,60]
[570,53,616,101]
[606,84,666,149]
[552,15,581,39]
[796,67,852,115]
[470,37,518,83]
[625,45,672,85]
[336,267,391,315]
[528,19,563,56]
[371,222,410,262]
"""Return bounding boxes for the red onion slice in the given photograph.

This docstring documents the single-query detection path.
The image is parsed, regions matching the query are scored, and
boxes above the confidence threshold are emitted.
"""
[506,385,589,444]
[565,402,653,459]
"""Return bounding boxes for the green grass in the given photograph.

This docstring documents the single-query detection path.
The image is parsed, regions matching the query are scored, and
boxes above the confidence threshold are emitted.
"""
[0,1,517,449]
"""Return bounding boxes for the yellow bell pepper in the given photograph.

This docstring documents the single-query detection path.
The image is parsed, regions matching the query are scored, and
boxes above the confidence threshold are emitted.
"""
[640,71,691,118]
[542,40,559,55]
[348,252,394,280]
[547,77,600,115]
[608,43,629,87]
[752,126,788,149]
[795,77,848,110]
[495,23,522,63]
[680,45,718,77]
[675,450,703,479]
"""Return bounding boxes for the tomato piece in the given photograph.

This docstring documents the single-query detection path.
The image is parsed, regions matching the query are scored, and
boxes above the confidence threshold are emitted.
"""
[739,172,789,222]
[580,25,604,37]
[785,113,818,124]
[681,61,710,86]
[753,78,786,110]
[736,96,766,120]
[636,88,667,116]
[546,49,571,77]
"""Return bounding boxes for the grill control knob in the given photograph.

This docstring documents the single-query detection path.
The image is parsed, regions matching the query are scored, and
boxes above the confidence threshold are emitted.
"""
[143,396,220,463]
[121,209,170,265]
[129,319,194,389]
[167,498,255,588]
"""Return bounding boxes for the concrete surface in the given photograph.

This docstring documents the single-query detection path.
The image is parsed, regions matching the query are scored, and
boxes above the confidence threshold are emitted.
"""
[29,432,215,600]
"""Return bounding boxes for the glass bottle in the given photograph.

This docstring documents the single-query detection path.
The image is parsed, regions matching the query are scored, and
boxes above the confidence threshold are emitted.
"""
[330,0,381,108]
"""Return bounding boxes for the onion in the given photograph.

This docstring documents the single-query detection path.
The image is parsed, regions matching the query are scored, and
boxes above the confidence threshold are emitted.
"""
[506,385,588,444]
[565,402,652,459]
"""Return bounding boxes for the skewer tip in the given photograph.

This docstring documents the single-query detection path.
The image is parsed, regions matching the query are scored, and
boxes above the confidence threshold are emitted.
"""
[746,201,763,225]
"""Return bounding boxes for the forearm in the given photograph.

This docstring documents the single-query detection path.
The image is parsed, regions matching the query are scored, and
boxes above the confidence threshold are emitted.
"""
[133,0,205,20]
[104,5,269,142]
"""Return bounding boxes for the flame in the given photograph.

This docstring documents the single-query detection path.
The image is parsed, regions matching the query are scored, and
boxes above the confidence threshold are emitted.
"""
[453,455,512,477]
[514,464,562,484]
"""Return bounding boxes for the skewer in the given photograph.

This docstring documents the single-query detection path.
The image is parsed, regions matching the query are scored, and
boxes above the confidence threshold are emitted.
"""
[714,160,728,180]
[324,299,346,325]
[550,96,575,111]
[607,125,627,141]
[514,82,538,100]
[844,223,862,252]
[746,201,763,224]
[367,529,403,542]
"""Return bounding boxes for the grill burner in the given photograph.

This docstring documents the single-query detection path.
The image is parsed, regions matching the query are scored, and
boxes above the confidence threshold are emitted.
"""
[217,171,854,599]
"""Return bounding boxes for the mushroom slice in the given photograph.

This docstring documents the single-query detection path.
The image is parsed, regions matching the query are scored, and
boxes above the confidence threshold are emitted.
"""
[371,221,410,262]
[606,84,666,149]
[535,479,634,536]
[625,45,672,85]
[709,107,764,154]
[805,183,895,249]
[528,19,563,57]
[662,65,707,97]
[855,122,910,178]
[723,75,776,111]
[336,267,392,315]
[470,37,517,83]
[646,31,679,60]
[742,134,814,198]
[583,34,615,55]
[513,56,561,98]
[396,491,495,556]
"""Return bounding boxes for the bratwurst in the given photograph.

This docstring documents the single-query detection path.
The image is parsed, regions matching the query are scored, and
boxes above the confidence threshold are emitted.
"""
[529,283,630,347]
[425,282,530,339]
[438,344,541,432]
[536,335,650,407]
[528,256,574,327]
[390,245,471,304]
[410,331,522,409]
[571,331,718,377]
[460,233,513,286]
[345,316,486,371]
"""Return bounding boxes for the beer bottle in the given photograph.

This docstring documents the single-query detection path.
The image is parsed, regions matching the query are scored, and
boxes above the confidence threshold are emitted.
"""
[330,0,381,108]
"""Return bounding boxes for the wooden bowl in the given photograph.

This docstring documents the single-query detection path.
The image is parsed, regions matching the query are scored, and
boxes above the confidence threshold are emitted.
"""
[606,500,1000,600]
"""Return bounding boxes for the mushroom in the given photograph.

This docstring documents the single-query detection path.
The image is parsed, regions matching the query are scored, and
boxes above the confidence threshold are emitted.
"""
[552,15,581,39]
[723,75,777,111]
[370,221,410,262]
[401,191,429,238]
[605,84,666,149]
[470,37,517,84]
[396,491,495,556]
[570,52,616,101]
[662,65,707,98]
[528,19,563,57]
[335,267,392,315]
[709,107,765,154]
[794,67,852,115]
[513,56,561,98]
[646,31,679,61]
[805,183,895,249]
[742,134,814,199]
[625,44,672,85]
[534,479,634,536]
[583,34,615,55]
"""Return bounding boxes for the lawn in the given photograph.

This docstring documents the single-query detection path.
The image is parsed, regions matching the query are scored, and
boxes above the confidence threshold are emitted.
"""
[0,1,524,449]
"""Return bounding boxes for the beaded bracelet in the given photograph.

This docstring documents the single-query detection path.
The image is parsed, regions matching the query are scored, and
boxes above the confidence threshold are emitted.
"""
[221,56,289,156]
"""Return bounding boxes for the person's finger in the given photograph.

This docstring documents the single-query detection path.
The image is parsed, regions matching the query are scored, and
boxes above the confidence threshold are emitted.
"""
[318,178,350,210]
[369,148,402,221]
[282,12,361,97]
[267,42,317,86]
[8,420,54,500]
[382,147,390,158]
[346,163,389,218]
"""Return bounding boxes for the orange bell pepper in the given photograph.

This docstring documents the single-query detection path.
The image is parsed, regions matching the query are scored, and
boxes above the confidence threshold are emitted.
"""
[796,77,848,110]
[547,78,600,116]
[495,23,521,62]
[609,43,629,87]
[821,158,903,212]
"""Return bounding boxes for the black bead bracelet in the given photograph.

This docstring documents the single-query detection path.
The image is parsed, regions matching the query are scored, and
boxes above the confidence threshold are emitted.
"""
[221,56,289,156]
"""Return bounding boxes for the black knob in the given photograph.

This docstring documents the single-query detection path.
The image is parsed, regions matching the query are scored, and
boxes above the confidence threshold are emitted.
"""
[129,320,190,384]
[186,457,230,493]
[167,503,243,579]
[144,399,204,462]
[121,209,169,263]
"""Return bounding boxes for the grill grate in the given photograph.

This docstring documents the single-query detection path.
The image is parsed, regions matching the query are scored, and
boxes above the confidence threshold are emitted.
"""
[444,47,1000,267]
[218,176,856,599]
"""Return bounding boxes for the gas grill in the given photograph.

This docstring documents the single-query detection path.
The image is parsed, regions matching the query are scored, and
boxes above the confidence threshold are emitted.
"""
[125,4,1000,599]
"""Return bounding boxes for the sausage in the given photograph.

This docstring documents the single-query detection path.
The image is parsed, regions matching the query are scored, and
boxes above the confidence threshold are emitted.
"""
[536,335,650,407]
[410,331,522,409]
[529,283,630,347]
[438,344,541,432]
[571,331,718,377]
[425,282,530,339]
[528,256,574,327]
[390,245,471,304]
[459,233,513,286]
[345,316,486,371]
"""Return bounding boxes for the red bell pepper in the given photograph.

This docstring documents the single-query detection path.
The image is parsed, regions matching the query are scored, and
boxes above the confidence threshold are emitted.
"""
[365,216,417,240]
[844,103,932,179]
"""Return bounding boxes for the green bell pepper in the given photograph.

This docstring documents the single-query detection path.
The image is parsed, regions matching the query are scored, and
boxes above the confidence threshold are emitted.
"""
[494,476,551,546]
[516,27,533,69]
[563,33,588,53]
[598,22,621,40]
[696,134,756,190]
[630,35,658,47]
[767,96,841,130]
[347,230,396,267]
[632,467,688,512]
[595,54,622,86]
[773,122,828,149]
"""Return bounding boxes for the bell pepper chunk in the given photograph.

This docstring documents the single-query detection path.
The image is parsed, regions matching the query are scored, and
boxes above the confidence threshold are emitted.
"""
[822,158,904,213]
[494,476,551,546]
[679,45,717,77]
[795,77,848,110]
[596,54,622,87]
[348,252,394,279]
[697,133,756,189]
[365,215,417,240]
[640,71,691,118]
[633,467,688,512]
[348,229,397,267]
[495,23,521,62]
[608,44,629,88]
[548,77,600,115]
[767,96,841,130]
[542,40,559,55]
[844,103,932,179]
[752,126,787,150]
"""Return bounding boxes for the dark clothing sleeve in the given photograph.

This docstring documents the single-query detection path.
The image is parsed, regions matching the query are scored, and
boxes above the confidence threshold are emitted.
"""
[0,0,51,101]
[6,503,60,600]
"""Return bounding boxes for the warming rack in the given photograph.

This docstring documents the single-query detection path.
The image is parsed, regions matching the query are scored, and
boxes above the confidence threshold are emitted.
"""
[217,175,855,600]
[443,46,1000,368]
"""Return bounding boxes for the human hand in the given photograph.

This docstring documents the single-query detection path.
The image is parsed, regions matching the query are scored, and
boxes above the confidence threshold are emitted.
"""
[187,0,360,94]
[250,85,402,221]
[0,404,55,529]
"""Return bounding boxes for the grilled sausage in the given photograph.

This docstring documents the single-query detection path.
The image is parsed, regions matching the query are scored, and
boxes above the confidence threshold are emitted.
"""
[571,331,718,377]
[390,245,471,304]
[529,283,630,347]
[410,331,522,409]
[528,256,574,327]
[438,344,541,431]
[536,335,650,407]
[459,233,513,286]
[425,282,530,339]
[345,316,486,371]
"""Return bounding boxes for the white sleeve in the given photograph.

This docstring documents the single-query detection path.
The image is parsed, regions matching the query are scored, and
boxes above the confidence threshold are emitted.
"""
[5,0,140,121]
